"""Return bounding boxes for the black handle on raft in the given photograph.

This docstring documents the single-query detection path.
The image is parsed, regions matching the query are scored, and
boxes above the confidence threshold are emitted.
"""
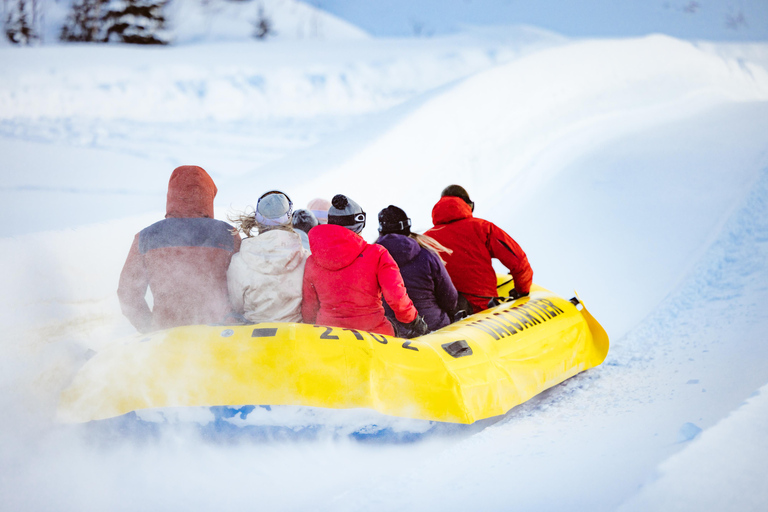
[442,340,473,358]
[569,297,584,311]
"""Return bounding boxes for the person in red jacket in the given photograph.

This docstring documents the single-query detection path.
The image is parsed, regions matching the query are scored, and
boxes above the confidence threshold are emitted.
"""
[117,165,241,333]
[425,185,533,314]
[302,194,427,337]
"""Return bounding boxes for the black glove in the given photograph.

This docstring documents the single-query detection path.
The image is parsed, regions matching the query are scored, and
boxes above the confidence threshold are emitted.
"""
[398,315,429,338]
[488,289,529,308]
[451,294,473,322]
[508,289,529,300]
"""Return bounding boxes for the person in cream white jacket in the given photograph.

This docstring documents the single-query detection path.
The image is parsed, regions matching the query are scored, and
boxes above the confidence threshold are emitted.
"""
[227,190,309,323]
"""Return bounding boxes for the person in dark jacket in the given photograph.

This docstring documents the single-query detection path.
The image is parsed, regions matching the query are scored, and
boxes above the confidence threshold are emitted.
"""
[425,185,533,314]
[117,165,241,333]
[376,205,458,333]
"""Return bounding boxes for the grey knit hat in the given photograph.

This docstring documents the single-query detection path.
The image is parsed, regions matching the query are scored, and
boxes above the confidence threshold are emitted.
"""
[328,194,366,234]
[292,209,319,234]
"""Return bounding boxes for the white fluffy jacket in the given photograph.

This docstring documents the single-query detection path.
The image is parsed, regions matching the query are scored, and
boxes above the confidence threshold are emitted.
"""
[227,229,309,323]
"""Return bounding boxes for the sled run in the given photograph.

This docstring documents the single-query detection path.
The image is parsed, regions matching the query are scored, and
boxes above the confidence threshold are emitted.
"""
[57,276,608,430]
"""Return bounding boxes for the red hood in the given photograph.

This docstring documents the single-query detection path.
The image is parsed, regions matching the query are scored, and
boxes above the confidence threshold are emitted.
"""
[431,196,473,225]
[166,165,217,219]
[308,224,367,271]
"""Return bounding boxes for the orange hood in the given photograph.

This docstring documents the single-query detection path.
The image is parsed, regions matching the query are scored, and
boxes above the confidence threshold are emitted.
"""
[165,165,217,219]
[431,196,473,225]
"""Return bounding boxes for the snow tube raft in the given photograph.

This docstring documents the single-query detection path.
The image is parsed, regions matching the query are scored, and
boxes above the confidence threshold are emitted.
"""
[57,277,608,425]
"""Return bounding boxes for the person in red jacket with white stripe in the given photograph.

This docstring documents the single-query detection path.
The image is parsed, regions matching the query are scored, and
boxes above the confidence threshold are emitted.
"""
[425,185,533,314]
[302,194,427,337]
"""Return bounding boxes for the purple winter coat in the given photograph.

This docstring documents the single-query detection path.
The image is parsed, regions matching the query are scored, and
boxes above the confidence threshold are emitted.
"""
[376,234,458,332]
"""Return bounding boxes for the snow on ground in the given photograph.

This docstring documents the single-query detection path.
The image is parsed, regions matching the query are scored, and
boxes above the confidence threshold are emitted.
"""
[2,3,768,511]
[619,383,768,511]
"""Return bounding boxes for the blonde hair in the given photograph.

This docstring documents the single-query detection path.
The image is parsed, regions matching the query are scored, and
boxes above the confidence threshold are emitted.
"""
[409,233,452,265]
[228,208,293,238]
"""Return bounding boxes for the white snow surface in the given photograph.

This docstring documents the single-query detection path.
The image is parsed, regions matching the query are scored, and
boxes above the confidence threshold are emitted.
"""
[2,3,768,511]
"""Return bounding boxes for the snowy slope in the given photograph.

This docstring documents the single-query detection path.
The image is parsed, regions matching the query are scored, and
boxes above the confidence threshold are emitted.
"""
[618,383,768,511]
[2,5,768,512]
[0,26,565,236]
[272,35,768,337]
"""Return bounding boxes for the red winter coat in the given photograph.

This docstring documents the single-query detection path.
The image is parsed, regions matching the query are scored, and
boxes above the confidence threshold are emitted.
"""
[425,196,532,313]
[117,165,241,333]
[302,224,418,336]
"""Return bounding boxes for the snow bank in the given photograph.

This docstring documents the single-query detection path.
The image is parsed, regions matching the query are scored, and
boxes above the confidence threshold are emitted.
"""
[0,28,562,122]
[0,26,565,236]
[293,34,768,215]
[618,384,768,511]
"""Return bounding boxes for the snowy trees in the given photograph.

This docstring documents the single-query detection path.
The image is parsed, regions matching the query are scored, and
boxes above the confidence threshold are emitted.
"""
[4,0,40,45]
[102,0,170,44]
[60,0,170,44]
[58,0,103,42]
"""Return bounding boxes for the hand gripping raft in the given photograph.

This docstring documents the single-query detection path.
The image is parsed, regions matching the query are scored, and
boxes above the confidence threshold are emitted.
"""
[58,278,609,424]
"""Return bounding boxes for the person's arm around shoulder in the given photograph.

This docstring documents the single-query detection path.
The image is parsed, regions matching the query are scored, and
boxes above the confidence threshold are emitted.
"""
[487,222,533,296]
[375,245,418,325]
[117,234,152,333]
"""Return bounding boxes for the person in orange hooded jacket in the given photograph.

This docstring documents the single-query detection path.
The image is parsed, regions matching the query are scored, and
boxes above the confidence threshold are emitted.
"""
[301,194,427,337]
[117,165,241,333]
[425,185,533,314]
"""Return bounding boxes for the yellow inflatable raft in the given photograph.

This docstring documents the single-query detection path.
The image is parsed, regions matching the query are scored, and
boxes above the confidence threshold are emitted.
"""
[58,277,609,424]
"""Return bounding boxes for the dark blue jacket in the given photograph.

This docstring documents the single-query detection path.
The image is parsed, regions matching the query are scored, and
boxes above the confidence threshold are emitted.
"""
[377,234,458,332]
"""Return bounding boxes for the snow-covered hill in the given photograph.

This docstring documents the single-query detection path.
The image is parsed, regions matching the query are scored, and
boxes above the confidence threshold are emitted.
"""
[7,0,768,48]
[168,0,368,43]
[2,3,768,511]
[311,0,768,40]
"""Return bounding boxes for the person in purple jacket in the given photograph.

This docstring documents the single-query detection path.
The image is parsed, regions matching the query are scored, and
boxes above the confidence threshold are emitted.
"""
[376,205,459,335]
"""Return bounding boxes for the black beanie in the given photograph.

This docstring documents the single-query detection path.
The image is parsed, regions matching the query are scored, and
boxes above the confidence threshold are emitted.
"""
[378,205,411,235]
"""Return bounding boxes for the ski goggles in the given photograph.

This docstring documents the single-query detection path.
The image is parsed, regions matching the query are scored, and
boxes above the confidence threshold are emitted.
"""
[379,218,411,233]
[255,190,293,225]
[257,190,293,210]
[330,211,367,228]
